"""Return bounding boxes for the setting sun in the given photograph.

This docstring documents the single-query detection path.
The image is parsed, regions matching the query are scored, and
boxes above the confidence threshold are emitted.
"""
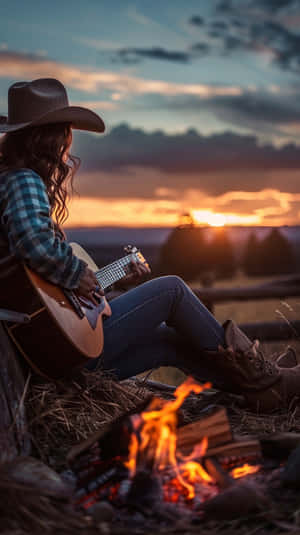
[190,210,261,227]
[191,210,226,227]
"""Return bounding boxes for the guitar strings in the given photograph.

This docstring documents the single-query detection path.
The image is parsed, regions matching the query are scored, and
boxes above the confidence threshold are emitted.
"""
[95,254,133,289]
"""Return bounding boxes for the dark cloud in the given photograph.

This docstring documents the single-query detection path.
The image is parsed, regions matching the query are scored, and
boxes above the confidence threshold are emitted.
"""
[148,89,300,137]
[113,43,211,65]
[72,122,300,181]
[210,92,300,124]
[254,0,300,11]
[223,35,245,51]
[208,30,224,39]
[188,1,300,75]
[210,21,228,31]
[70,124,300,201]
[232,19,246,28]
[216,0,235,13]
[204,3,300,74]
[188,15,205,26]
[246,21,300,71]
[189,42,210,54]
[217,0,299,13]
[113,46,191,64]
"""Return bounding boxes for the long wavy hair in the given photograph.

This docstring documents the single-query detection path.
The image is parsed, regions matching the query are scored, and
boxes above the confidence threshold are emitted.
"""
[0,122,81,226]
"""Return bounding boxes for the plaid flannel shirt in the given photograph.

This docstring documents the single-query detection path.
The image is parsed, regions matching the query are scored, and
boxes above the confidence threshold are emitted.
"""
[0,168,86,289]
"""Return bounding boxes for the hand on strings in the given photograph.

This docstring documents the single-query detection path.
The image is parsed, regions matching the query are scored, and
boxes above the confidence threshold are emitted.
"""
[114,260,151,290]
[75,266,104,305]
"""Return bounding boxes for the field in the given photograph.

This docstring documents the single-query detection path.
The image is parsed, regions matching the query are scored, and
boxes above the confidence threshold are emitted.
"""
[148,272,300,385]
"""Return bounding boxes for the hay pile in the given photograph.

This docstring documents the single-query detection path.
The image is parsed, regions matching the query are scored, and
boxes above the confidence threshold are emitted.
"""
[26,370,151,470]
[0,466,91,534]
[2,369,300,535]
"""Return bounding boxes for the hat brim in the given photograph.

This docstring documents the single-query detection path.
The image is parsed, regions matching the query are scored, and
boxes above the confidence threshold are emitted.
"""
[0,105,105,134]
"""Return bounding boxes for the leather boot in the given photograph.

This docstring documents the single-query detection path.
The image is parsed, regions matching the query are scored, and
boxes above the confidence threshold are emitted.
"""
[275,347,299,368]
[217,320,300,412]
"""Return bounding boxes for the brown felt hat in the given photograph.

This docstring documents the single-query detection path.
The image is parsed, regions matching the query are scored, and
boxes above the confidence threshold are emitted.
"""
[0,78,105,133]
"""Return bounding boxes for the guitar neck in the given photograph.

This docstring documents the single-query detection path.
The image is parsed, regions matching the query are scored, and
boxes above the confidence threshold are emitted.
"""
[94,254,133,290]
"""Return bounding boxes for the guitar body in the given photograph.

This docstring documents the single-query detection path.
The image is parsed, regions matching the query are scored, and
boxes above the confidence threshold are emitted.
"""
[2,243,111,380]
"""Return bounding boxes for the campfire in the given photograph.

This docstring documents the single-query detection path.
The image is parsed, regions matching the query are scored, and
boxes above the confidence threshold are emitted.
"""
[124,379,218,505]
[68,378,263,524]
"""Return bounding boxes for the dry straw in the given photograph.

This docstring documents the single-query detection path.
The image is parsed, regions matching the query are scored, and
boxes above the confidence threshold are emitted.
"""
[2,368,300,535]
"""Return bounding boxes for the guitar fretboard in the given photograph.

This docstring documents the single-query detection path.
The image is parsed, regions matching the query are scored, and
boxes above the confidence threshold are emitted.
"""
[95,254,134,290]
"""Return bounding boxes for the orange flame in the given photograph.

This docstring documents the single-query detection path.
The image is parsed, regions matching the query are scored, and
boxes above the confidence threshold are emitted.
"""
[230,464,260,479]
[125,378,213,500]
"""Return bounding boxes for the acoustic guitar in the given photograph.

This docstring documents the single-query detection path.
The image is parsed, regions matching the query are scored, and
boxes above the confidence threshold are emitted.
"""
[2,243,149,380]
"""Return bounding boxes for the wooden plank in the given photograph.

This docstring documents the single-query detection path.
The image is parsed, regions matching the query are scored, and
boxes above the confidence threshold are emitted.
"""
[258,274,300,288]
[177,409,261,464]
[205,440,262,463]
[177,408,232,454]
[0,322,31,462]
[193,284,300,303]
[239,320,300,341]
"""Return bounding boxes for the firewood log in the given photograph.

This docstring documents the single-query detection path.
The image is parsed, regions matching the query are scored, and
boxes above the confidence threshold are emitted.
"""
[177,408,232,454]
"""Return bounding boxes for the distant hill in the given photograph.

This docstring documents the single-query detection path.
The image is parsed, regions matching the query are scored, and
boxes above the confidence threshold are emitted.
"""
[65,225,300,272]
[65,226,171,247]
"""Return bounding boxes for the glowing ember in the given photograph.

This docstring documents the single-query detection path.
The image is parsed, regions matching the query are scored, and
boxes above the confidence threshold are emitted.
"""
[73,377,263,515]
[125,378,215,502]
[230,464,260,479]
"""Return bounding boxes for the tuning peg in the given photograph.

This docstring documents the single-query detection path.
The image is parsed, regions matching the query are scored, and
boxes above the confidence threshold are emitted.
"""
[124,245,137,254]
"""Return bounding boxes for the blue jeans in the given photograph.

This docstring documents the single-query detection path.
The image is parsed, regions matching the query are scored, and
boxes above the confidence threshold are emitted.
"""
[86,276,225,384]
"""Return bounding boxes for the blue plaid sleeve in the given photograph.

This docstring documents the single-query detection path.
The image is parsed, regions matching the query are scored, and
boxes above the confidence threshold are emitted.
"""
[2,168,87,289]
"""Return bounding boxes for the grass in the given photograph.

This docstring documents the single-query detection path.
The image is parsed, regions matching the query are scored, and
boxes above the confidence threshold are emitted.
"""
[18,368,300,535]
[8,275,300,534]
[2,273,300,534]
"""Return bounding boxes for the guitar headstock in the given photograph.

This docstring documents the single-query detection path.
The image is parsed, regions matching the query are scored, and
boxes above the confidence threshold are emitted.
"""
[124,245,149,269]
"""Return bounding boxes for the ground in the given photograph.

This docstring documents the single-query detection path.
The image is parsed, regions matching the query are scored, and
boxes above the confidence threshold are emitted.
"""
[2,272,300,534]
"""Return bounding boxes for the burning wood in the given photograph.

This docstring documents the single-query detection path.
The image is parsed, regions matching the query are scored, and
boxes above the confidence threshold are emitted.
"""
[205,439,261,466]
[177,407,232,454]
[68,377,263,521]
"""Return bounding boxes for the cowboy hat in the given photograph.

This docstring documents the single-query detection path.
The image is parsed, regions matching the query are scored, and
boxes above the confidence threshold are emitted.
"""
[0,78,105,133]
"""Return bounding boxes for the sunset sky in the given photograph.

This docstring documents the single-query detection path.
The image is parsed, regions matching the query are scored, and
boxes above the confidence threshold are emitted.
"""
[1,0,300,227]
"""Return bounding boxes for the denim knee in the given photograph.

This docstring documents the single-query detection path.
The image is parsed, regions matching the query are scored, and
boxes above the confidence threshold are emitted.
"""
[157,275,186,291]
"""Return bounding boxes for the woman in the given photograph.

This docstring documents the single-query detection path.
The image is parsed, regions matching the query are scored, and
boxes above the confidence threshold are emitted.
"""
[0,77,298,412]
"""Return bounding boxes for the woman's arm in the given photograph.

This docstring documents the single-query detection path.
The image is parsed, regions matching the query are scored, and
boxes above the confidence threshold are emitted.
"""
[2,168,86,289]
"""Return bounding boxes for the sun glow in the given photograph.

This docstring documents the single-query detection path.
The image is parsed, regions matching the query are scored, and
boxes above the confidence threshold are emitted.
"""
[191,211,226,227]
[191,209,261,227]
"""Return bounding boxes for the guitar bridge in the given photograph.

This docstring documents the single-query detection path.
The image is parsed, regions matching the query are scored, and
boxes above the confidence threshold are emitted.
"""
[62,289,85,319]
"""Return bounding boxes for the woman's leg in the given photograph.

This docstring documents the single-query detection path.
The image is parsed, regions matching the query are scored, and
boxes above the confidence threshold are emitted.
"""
[86,275,225,376]
[100,322,228,389]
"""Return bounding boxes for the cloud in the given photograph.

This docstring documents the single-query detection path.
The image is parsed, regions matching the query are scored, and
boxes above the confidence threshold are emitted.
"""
[210,1,300,74]
[190,43,210,54]
[216,0,235,13]
[1,48,299,140]
[210,21,228,31]
[140,88,300,139]
[207,90,300,128]
[67,195,180,227]
[72,100,118,110]
[253,0,298,12]
[73,37,123,51]
[0,49,240,98]
[189,15,205,26]
[113,47,191,64]
[72,123,300,191]
[112,43,211,65]
[66,177,300,227]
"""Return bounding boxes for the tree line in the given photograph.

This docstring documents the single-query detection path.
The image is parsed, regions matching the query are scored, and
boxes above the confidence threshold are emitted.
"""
[158,224,297,281]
